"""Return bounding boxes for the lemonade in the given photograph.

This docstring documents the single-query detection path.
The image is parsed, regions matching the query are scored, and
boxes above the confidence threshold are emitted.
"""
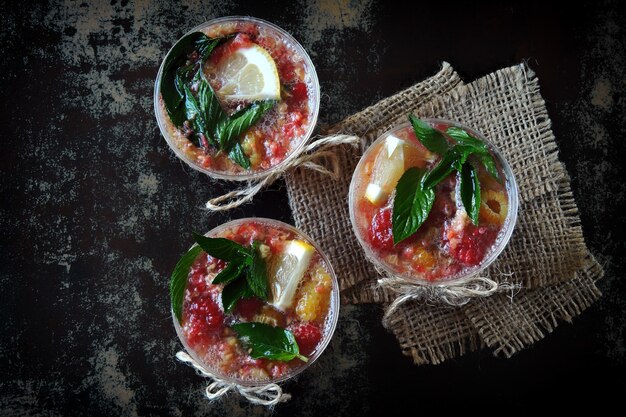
[155,17,319,179]
[171,219,339,384]
[349,118,518,283]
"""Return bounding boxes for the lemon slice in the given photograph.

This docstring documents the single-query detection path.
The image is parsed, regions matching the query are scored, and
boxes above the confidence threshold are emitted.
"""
[268,240,314,311]
[364,135,406,205]
[215,44,281,101]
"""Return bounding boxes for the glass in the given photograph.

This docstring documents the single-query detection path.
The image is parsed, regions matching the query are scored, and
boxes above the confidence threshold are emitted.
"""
[172,217,340,386]
[154,16,320,181]
[348,118,519,286]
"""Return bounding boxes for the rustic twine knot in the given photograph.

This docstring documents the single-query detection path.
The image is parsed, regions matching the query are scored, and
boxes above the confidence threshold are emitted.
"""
[378,275,522,327]
[205,134,361,211]
[176,351,291,406]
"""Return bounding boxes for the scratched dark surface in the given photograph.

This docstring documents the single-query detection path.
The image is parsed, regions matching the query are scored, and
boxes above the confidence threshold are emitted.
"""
[1,0,625,415]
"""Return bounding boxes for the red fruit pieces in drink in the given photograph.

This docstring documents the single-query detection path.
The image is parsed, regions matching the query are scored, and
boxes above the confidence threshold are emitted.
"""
[290,322,322,357]
[369,206,394,251]
[287,82,308,108]
[185,291,224,346]
[207,255,227,274]
[447,224,497,266]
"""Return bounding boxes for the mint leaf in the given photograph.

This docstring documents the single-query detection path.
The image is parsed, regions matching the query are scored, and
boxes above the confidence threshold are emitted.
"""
[212,262,245,285]
[232,322,308,362]
[421,144,479,189]
[196,36,221,62]
[183,84,208,140]
[422,149,459,189]
[246,242,269,300]
[197,81,224,147]
[409,115,448,155]
[392,122,502,237]
[228,141,251,169]
[160,32,205,127]
[222,277,254,313]
[170,245,203,323]
[445,127,488,153]
[477,152,500,181]
[446,127,500,181]
[392,168,436,244]
[192,232,252,263]
[218,100,276,151]
[460,162,481,225]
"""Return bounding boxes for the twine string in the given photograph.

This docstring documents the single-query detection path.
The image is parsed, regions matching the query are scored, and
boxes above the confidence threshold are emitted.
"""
[378,275,522,327]
[176,351,291,406]
[205,134,360,211]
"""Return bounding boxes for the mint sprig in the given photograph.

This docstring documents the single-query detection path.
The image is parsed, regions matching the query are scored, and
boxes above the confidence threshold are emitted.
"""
[169,233,271,322]
[232,322,308,362]
[391,116,502,243]
[191,233,269,309]
[160,32,276,168]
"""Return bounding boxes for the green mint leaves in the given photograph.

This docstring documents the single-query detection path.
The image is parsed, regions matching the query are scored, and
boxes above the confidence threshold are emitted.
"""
[232,322,308,362]
[460,162,481,225]
[170,245,203,323]
[160,32,276,168]
[409,114,448,155]
[392,168,435,244]
[170,233,270,324]
[392,116,500,243]
[191,232,251,263]
[191,233,269,313]
[160,32,204,126]
[218,100,276,151]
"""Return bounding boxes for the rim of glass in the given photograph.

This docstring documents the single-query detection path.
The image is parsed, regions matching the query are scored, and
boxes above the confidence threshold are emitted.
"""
[154,16,321,181]
[171,217,341,387]
[348,118,519,287]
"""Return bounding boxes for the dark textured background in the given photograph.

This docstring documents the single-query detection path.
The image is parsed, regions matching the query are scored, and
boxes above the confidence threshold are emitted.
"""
[1,0,625,415]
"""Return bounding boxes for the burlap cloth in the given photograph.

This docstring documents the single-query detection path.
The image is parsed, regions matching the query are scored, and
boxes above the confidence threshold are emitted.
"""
[285,62,603,364]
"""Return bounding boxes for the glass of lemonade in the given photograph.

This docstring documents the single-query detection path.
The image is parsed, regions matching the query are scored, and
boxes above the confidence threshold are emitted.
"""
[172,218,339,386]
[349,118,518,285]
[154,17,320,180]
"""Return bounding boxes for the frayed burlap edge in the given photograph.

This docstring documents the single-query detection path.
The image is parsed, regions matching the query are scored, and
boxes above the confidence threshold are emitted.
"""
[382,299,481,365]
[386,255,602,365]
[465,254,603,358]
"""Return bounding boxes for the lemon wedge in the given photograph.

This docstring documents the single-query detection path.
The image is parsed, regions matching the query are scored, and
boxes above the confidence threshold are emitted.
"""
[364,135,406,205]
[268,240,314,311]
[215,44,281,102]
